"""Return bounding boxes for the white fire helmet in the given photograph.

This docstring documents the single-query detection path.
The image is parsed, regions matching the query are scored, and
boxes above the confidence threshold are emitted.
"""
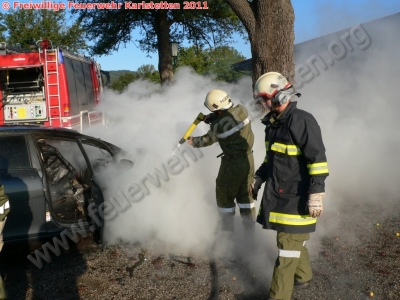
[254,72,299,105]
[204,89,233,112]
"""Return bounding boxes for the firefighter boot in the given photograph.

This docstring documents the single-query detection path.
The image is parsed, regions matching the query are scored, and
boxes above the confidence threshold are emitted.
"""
[243,218,255,247]
[219,212,234,240]
[241,209,256,249]
[218,212,235,264]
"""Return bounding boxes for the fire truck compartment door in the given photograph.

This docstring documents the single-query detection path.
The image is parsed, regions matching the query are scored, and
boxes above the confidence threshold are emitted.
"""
[4,103,47,122]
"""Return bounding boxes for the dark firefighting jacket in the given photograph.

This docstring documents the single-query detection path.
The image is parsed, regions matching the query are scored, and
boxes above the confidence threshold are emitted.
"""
[256,101,329,233]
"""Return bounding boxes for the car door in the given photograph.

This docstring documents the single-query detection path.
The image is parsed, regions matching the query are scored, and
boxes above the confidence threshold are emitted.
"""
[0,134,47,241]
[78,137,114,229]
[33,135,93,228]
[33,134,109,234]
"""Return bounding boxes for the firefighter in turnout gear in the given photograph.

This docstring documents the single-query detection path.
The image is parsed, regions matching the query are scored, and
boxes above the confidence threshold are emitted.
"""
[0,183,10,299]
[188,89,256,250]
[251,72,329,300]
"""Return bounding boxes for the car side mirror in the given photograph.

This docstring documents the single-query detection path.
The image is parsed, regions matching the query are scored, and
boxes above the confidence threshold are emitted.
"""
[118,159,134,170]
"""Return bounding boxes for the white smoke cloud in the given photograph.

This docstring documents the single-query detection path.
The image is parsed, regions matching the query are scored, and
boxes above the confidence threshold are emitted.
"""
[85,68,274,264]
[83,13,400,279]
[293,15,400,248]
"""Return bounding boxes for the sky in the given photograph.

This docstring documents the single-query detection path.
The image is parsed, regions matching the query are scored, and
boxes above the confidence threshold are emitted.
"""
[90,0,400,71]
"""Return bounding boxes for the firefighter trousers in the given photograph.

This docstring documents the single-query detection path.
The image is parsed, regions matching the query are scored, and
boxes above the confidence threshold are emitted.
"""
[269,232,312,300]
[215,153,256,260]
[215,153,256,223]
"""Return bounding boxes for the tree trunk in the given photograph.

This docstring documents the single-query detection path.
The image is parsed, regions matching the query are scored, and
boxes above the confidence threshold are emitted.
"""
[155,11,174,84]
[225,0,295,87]
[264,0,294,83]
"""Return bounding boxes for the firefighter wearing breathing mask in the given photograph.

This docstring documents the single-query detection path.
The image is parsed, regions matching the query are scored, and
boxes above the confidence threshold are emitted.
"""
[0,183,10,299]
[188,89,256,254]
[251,72,329,300]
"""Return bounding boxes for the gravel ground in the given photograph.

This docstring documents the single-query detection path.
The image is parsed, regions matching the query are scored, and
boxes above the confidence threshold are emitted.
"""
[1,200,399,300]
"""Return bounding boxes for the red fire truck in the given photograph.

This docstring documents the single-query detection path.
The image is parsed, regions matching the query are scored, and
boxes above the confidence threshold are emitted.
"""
[0,40,109,132]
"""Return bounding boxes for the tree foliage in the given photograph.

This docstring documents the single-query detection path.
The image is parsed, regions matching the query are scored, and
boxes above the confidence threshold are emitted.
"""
[176,45,246,83]
[136,64,161,83]
[225,0,295,86]
[110,44,245,92]
[0,9,88,53]
[110,64,161,92]
[75,0,245,83]
[0,13,6,41]
[110,72,138,92]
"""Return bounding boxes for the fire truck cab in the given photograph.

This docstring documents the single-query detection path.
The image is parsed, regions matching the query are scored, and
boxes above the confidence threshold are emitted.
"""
[0,40,108,132]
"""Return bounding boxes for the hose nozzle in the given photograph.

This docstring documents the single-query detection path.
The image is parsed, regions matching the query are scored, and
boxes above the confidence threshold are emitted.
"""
[179,112,205,144]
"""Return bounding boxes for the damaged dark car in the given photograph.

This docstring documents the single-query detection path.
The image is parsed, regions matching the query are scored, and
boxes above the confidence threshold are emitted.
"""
[0,126,133,245]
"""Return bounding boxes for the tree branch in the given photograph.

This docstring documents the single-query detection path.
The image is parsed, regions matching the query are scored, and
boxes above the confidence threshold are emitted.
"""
[224,0,256,38]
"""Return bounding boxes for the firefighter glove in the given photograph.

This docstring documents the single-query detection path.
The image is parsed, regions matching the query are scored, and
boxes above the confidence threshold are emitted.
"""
[250,175,264,200]
[203,113,216,125]
[307,192,325,217]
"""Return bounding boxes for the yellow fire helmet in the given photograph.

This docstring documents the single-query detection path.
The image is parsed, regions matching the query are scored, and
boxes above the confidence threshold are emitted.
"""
[254,72,300,105]
[204,89,233,112]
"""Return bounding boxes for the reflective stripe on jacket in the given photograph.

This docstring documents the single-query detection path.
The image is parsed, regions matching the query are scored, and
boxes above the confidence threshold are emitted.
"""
[256,101,329,233]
